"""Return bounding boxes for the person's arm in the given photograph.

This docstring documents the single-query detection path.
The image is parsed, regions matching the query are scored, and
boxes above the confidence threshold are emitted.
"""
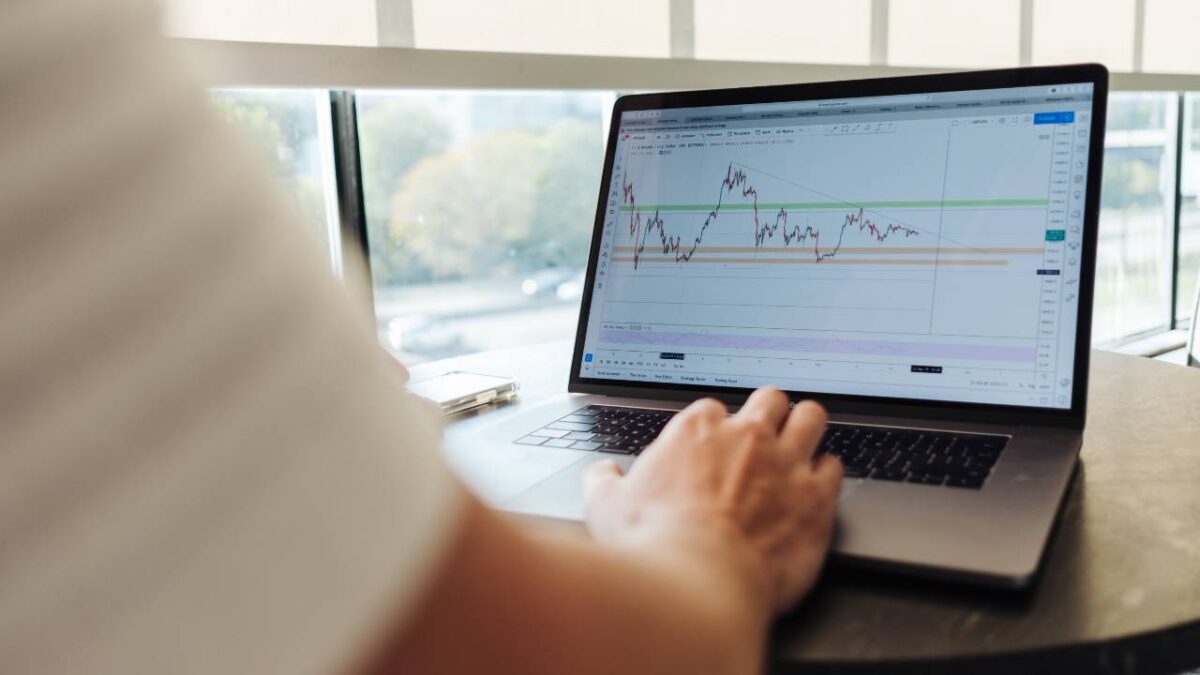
[372,496,765,675]
[369,389,842,675]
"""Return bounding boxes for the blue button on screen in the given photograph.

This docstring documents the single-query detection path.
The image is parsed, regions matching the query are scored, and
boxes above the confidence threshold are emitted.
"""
[1034,111,1075,125]
[584,353,593,362]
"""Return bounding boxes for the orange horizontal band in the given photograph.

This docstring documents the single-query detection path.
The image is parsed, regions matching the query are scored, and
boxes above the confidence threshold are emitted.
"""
[611,257,1008,266]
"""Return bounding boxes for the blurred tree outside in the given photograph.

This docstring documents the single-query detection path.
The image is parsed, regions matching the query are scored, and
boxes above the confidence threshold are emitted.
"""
[211,90,330,252]
[382,117,602,285]
[357,100,452,287]
[1101,147,1165,211]
[1107,95,1166,133]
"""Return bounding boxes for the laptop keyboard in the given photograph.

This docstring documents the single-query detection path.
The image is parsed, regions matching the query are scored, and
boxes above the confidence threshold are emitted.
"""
[517,404,1009,489]
[816,423,1008,489]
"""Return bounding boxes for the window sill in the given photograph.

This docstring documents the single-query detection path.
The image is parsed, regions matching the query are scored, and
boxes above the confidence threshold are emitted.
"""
[1105,329,1189,358]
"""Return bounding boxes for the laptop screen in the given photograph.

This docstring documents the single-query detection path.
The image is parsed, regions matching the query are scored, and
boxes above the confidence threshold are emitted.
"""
[576,82,1096,410]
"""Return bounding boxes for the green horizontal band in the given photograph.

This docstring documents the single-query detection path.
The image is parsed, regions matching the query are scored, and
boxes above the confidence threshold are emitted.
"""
[619,198,1049,212]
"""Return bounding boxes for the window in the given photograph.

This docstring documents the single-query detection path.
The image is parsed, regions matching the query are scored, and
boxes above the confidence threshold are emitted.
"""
[356,90,612,362]
[1093,93,1177,344]
[211,89,340,270]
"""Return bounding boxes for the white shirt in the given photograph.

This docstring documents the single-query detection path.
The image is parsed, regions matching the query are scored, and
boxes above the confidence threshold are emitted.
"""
[0,1,461,673]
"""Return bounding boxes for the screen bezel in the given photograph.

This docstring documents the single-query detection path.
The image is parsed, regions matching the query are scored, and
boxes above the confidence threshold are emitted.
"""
[569,64,1108,429]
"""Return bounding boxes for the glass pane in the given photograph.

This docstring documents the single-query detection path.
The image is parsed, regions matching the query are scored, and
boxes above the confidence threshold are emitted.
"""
[888,0,1020,68]
[694,0,871,64]
[1093,93,1175,344]
[357,90,610,362]
[412,0,669,58]
[1031,0,1135,71]
[164,0,375,46]
[1178,94,1200,323]
[210,89,337,267]
[1143,0,1200,74]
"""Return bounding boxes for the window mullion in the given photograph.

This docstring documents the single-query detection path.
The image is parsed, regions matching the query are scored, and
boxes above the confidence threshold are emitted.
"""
[376,0,415,48]
[315,89,344,277]
[1132,0,1146,72]
[870,0,889,66]
[1018,0,1033,67]
[669,0,695,59]
[329,90,373,302]
[1171,93,1186,328]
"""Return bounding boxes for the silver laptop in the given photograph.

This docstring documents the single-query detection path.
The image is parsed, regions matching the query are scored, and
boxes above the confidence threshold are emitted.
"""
[439,64,1107,588]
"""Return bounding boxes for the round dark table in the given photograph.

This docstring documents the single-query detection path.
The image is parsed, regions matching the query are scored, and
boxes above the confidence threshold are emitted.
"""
[413,346,1200,674]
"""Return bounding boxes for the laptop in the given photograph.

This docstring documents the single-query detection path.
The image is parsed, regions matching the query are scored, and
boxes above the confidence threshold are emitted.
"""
[438,64,1107,588]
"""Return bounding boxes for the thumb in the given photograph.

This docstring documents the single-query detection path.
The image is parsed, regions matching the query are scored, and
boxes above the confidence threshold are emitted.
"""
[583,458,623,505]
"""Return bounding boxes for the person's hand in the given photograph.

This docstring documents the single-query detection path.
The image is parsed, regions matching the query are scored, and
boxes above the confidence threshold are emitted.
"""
[582,388,842,617]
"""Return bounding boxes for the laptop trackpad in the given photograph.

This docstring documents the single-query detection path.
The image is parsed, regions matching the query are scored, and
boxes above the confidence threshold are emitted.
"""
[442,438,594,505]
[504,453,637,521]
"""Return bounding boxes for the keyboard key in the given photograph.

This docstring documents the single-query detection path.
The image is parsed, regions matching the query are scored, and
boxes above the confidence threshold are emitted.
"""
[571,440,603,451]
[562,414,598,424]
[942,464,972,478]
[564,431,595,441]
[514,436,546,446]
[543,438,576,448]
[599,444,635,455]
[968,452,1001,467]
[530,428,568,439]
